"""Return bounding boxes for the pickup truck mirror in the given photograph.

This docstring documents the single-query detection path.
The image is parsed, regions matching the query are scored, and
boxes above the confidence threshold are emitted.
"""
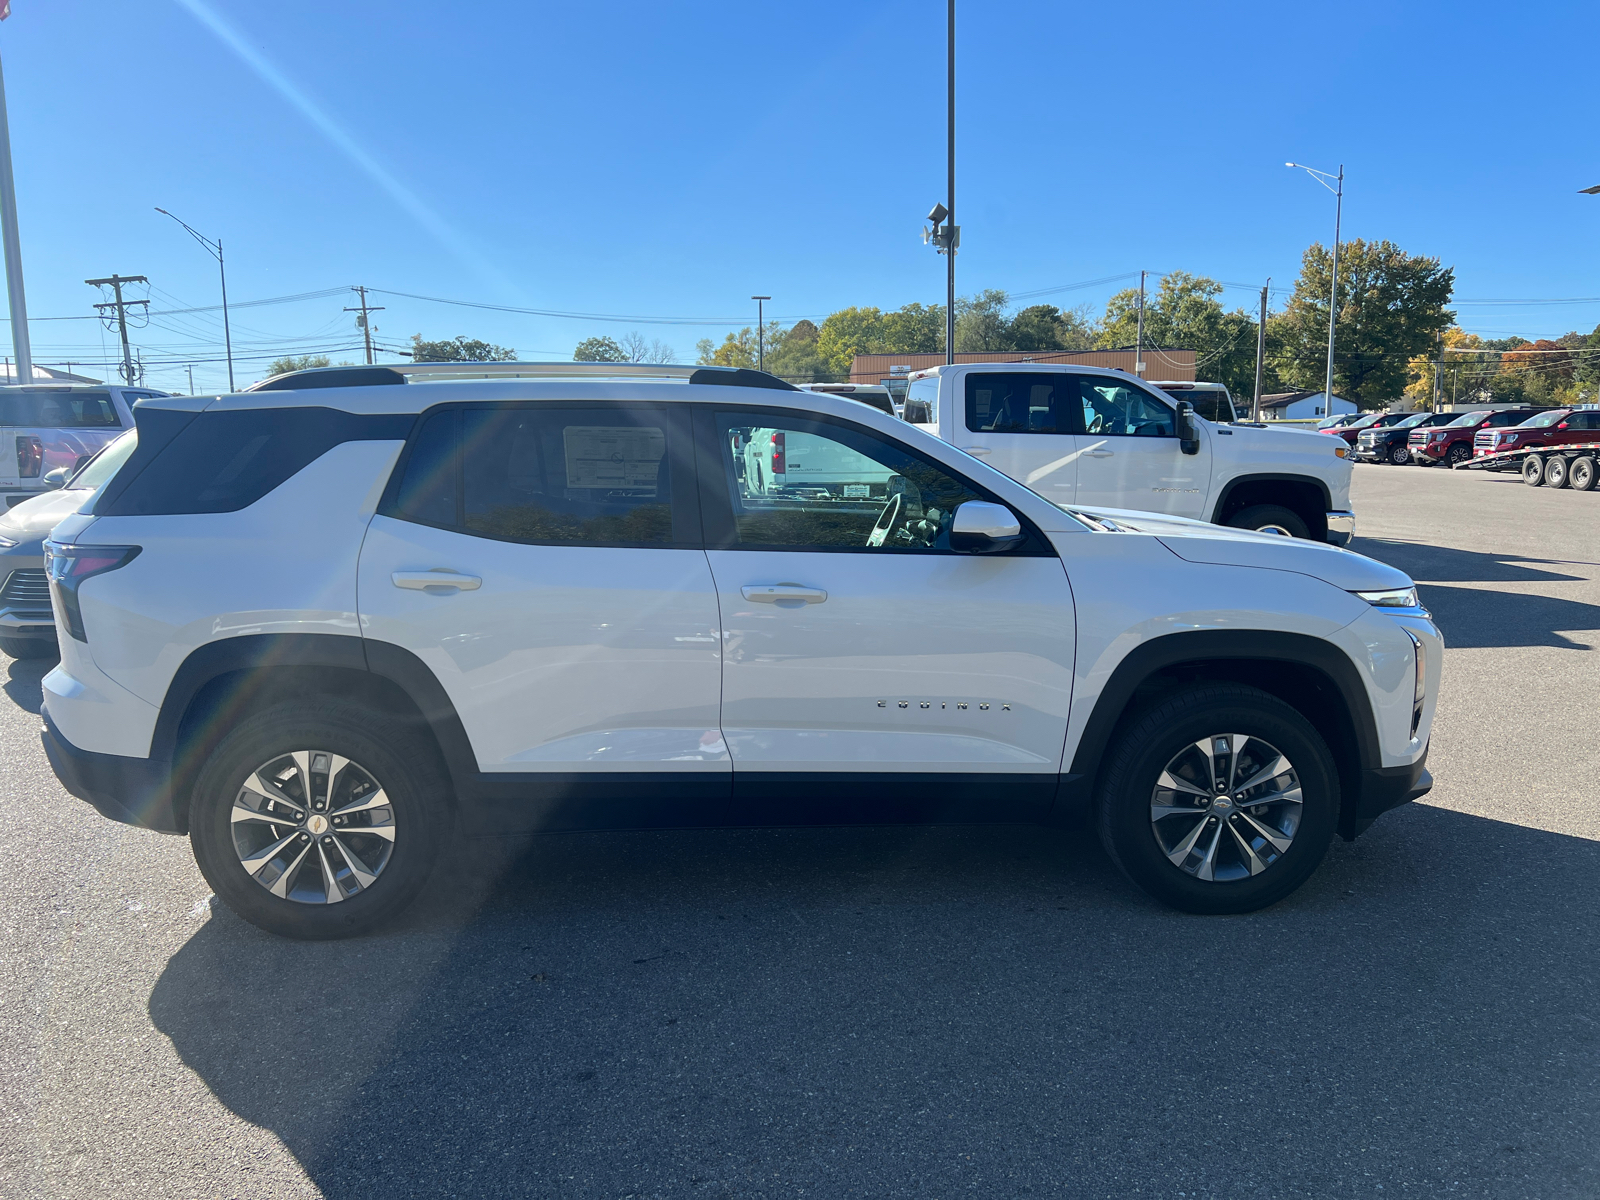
[949,501,1025,553]
[42,466,71,491]
[1176,401,1201,455]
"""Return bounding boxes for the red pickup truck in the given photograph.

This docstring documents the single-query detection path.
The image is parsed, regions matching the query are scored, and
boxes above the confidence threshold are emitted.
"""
[1475,408,1600,466]
[1409,407,1538,467]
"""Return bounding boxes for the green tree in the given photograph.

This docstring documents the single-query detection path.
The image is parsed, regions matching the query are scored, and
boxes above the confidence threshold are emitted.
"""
[764,319,831,381]
[695,327,758,369]
[1273,240,1455,408]
[262,354,330,378]
[954,289,1014,352]
[410,334,516,362]
[1096,272,1259,398]
[574,335,627,362]
[1009,303,1094,352]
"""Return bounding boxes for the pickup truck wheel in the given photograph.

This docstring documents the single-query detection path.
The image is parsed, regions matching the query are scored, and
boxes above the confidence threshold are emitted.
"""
[1224,504,1309,539]
[1522,456,1545,487]
[1544,456,1570,489]
[1570,456,1597,492]
[1446,443,1471,467]
[1097,685,1338,914]
[1388,443,1411,465]
[189,700,451,940]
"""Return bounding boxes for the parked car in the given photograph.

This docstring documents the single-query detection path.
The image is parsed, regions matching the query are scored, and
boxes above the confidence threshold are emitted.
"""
[1152,381,1238,424]
[1474,407,1600,467]
[797,382,896,416]
[1354,411,1457,465]
[0,429,139,659]
[1316,413,1361,431]
[903,364,1354,543]
[1325,411,1413,447]
[39,361,1436,938]
[0,384,164,509]
[1410,407,1539,467]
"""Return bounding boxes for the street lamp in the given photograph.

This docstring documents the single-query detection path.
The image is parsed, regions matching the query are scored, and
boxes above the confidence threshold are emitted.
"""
[919,0,957,365]
[751,296,770,372]
[1286,162,1344,408]
[155,208,235,392]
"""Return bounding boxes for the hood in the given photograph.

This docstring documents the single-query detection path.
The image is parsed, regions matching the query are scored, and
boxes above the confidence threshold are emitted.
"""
[0,487,93,547]
[1071,505,1411,593]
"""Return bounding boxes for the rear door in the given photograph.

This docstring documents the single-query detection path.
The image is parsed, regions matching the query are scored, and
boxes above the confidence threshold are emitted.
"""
[951,371,1080,506]
[357,401,729,819]
[697,404,1076,822]
[1072,375,1212,518]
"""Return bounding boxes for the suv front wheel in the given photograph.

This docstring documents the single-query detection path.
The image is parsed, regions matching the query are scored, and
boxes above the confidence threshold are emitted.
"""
[1097,685,1339,914]
[189,700,451,939]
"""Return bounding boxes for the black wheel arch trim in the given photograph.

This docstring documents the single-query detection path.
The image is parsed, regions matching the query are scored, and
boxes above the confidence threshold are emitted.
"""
[1209,473,1334,524]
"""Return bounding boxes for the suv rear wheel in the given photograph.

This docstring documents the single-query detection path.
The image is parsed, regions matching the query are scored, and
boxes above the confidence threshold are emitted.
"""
[1224,504,1309,539]
[189,700,451,939]
[1097,685,1339,914]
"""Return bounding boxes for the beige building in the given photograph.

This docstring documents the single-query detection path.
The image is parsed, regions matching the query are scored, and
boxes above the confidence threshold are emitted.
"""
[848,348,1196,384]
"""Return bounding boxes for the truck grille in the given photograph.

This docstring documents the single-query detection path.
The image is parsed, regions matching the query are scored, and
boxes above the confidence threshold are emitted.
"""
[0,567,50,606]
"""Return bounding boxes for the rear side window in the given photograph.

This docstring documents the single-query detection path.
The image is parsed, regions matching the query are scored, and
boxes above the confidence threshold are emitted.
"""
[385,404,699,547]
[965,373,1077,434]
[0,389,121,428]
[97,407,414,516]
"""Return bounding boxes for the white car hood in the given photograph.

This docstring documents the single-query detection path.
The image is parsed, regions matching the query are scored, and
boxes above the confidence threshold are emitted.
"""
[1072,505,1411,593]
[0,488,93,544]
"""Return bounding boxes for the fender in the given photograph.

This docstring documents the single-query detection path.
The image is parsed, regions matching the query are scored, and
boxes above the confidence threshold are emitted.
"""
[1209,472,1333,524]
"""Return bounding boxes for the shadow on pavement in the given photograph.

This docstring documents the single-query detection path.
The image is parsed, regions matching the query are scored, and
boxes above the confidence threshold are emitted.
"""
[150,807,1600,1198]
[1355,537,1596,585]
[3,655,49,715]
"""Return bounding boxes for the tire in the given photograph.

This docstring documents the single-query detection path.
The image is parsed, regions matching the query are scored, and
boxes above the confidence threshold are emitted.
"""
[1388,443,1411,465]
[1522,455,1545,487]
[0,634,57,660]
[1446,443,1471,467]
[1097,684,1339,914]
[189,700,452,940]
[1224,504,1310,540]
[1544,456,1570,489]
[1570,456,1597,492]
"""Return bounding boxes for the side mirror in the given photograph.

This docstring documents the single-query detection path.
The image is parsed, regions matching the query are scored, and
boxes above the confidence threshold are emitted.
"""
[1177,400,1201,455]
[1557,422,1569,429]
[41,466,70,491]
[950,500,1025,553]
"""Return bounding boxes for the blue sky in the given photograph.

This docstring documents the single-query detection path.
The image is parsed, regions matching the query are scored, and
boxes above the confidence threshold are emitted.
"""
[4,0,1598,391]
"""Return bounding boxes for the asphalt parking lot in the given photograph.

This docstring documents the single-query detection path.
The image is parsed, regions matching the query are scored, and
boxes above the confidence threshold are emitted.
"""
[3,462,1599,1200]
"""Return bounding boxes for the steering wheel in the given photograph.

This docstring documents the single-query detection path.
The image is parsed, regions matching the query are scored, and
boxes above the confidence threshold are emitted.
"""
[866,492,904,548]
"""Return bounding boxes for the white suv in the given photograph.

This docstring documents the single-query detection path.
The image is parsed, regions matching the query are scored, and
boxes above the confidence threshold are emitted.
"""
[38,363,1439,939]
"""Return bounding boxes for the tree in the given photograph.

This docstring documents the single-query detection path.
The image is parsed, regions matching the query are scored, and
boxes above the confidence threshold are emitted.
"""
[574,335,627,362]
[763,319,831,382]
[262,354,330,378]
[1272,240,1455,408]
[695,327,758,369]
[954,289,1013,352]
[617,331,677,364]
[410,334,516,362]
[1096,272,1260,398]
[1010,304,1094,352]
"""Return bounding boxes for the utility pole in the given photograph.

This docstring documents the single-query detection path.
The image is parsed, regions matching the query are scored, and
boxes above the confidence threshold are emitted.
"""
[1326,165,1344,407]
[85,274,148,384]
[0,45,33,384]
[1433,332,1442,412]
[945,0,955,365]
[1134,270,1146,377]
[1252,278,1270,423]
[344,285,384,365]
[751,296,770,372]
[186,363,194,395]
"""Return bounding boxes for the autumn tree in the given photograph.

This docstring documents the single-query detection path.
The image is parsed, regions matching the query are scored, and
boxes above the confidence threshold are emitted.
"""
[410,334,516,362]
[1096,272,1260,399]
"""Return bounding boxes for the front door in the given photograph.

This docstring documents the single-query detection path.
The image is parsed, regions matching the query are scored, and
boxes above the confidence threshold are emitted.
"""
[952,370,1080,507]
[357,402,728,815]
[1072,375,1212,518]
[696,406,1077,821]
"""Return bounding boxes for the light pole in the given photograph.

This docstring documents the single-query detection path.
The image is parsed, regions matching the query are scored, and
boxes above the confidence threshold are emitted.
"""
[921,0,957,365]
[155,208,234,391]
[751,296,770,372]
[1287,162,1343,407]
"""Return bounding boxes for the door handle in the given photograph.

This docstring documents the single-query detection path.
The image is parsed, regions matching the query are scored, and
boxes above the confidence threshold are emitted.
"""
[741,584,828,604]
[1085,449,1115,458]
[392,569,482,592]
[965,447,992,456]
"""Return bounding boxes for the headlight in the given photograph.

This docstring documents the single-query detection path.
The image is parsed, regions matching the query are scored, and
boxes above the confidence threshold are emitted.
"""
[1353,586,1419,608]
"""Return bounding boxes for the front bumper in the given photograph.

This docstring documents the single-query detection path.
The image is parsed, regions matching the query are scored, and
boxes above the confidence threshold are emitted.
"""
[41,711,182,833]
[0,556,53,640]
[1325,510,1355,547]
[1345,747,1432,840]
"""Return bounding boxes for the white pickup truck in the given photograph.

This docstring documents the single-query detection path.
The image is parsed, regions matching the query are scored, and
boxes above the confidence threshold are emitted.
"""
[903,364,1354,543]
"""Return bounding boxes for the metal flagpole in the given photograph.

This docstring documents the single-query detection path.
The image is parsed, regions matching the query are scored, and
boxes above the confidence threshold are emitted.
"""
[0,41,33,385]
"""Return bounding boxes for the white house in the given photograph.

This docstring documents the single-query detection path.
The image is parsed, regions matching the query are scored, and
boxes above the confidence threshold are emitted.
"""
[0,363,102,385]
[1259,390,1356,421]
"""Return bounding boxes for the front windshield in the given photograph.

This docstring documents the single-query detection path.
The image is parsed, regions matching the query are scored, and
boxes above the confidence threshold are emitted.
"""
[1445,412,1485,428]
[1347,413,1382,429]
[1521,410,1570,429]
[69,429,137,490]
[1396,413,1431,429]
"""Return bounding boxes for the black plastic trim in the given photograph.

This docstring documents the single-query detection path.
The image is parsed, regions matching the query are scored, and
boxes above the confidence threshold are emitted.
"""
[247,366,408,391]
[1208,473,1334,525]
[688,367,798,391]
[42,711,181,834]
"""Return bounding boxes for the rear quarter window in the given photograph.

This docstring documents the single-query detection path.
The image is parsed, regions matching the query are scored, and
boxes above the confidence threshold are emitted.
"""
[0,389,121,428]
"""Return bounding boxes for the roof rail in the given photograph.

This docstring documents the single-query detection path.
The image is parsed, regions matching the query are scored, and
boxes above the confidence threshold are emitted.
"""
[245,362,797,392]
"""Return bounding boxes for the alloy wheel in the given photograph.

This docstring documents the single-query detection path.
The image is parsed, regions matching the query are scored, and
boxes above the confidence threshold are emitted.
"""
[229,751,397,904]
[1149,734,1302,882]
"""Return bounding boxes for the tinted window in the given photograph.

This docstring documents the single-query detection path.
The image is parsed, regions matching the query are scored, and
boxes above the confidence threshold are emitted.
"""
[1522,410,1570,428]
[965,373,1076,433]
[100,407,413,516]
[0,389,121,428]
[1569,412,1600,430]
[389,405,695,547]
[904,376,939,424]
[712,411,988,552]
[1078,377,1175,437]
[1162,389,1233,423]
[1488,410,1529,426]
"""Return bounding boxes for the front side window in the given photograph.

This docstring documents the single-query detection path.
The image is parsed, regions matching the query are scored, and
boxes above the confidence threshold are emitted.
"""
[388,404,695,547]
[1488,410,1528,427]
[1078,377,1176,437]
[965,372,1076,433]
[712,411,988,552]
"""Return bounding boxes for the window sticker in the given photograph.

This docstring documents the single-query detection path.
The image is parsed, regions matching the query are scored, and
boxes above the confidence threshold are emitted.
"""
[562,426,665,492]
